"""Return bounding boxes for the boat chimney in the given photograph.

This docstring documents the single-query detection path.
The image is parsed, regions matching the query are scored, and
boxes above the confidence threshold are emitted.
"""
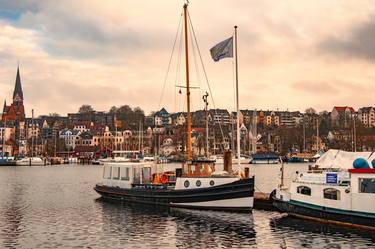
[224,150,232,173]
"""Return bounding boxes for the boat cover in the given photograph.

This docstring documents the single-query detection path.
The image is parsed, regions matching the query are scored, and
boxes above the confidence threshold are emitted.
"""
[316,149,375,169]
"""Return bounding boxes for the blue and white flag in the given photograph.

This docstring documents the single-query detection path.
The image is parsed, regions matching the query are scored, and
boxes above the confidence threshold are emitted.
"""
[210,37,233,62]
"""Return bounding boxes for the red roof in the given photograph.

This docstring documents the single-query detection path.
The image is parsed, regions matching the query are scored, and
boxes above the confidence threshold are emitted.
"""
[333,106,355,112]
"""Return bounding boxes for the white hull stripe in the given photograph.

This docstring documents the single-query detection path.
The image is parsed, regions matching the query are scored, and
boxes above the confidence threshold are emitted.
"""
[171,196,254,208]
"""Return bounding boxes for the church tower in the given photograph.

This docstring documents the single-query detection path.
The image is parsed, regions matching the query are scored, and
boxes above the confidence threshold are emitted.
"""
[2,66,26,121]
[13,66,24,106]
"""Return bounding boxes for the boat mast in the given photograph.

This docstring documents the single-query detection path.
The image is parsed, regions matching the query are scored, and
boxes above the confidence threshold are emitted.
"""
[2,117,6,159]
[203,92,209,157]
[316,118,319,152]
[138,121,141,153]
[183,3,192,160]
[234,26,240,169]
[31,109,34,158]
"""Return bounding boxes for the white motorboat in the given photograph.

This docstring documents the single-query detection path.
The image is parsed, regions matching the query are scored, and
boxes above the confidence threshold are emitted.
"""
[273,150,375,230]
[16,157,46,166]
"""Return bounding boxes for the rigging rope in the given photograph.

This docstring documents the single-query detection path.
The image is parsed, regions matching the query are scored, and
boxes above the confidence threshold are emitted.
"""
[158,12,183,110]
[187,10,226,152]
[175,17,184,113]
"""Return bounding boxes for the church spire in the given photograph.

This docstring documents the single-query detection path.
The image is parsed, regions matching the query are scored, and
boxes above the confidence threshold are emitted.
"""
[13,65,24,103]
[2,100,6,114]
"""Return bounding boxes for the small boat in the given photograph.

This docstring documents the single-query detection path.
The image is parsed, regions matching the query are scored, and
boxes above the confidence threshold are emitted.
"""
[210,155,249,164]
[273,149,375,230]
[99,150,141,164]
[16,157,46,166]
[0,156,16,166]
[250,153,279,164]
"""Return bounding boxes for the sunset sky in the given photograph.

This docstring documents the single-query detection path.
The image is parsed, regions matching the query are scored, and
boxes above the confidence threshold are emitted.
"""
[0,0,375,117]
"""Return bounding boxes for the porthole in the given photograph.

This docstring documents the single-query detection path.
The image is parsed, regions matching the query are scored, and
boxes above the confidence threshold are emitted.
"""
[209,180,215,186]
[184,180,190,188]
[196,180,201,187]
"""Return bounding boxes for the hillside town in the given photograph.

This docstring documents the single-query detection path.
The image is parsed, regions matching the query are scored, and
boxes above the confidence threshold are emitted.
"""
[1,67,375,161]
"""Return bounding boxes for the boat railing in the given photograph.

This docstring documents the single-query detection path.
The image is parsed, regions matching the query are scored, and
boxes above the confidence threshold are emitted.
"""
[132,183,174,190]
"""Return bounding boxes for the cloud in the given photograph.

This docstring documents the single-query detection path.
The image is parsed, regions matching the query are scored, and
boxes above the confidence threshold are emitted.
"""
[0,0,375,116]
[319,14,375,61]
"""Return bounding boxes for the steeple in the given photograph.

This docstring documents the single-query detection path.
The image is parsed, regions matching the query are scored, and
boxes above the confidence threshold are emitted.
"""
[13,65,24,103]
[2,100,6,114]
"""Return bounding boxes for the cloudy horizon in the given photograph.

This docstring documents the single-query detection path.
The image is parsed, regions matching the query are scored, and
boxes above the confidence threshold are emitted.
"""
[1,0,375,117]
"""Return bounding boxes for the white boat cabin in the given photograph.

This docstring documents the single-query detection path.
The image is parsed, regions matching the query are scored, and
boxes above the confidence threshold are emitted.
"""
[278,168,375,215]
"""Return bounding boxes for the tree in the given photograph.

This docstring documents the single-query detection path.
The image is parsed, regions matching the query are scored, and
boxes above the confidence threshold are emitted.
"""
[109,106,118,114]
[305,107,316,115]
[78,105,94,113]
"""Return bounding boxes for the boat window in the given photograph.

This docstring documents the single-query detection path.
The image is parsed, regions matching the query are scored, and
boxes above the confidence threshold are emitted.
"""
[112,167,120,180]
[297,186,311,196]
[184,180,190,188]
[359,178,375,194]
[210,180,215,186]
[121,167,130,181]
[196,180,201,187]
[103,166,111,179]
[190,164,196,175]
[323,188,340,200]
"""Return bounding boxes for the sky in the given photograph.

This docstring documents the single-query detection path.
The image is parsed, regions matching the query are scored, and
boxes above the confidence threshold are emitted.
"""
[1,0,375,117]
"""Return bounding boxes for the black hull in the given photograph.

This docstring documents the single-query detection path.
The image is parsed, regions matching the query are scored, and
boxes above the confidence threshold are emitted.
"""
[273,199,375,231]
[94,178,254,212]
[0,161,16,166]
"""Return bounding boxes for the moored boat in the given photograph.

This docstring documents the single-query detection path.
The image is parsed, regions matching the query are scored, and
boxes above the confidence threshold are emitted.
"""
[16,157,47,166]
[0,156,16,166]
[250,153,279,164]
[94,3,254,212]
[94,158,254,211]
[273,150,375,230]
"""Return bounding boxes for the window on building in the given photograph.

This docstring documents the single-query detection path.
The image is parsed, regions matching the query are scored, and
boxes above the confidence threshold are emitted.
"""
[121,167,130,180]
[359,178,375,194]
[103,166,111,179]
[323,188,340,200]
[112,167,120,180]
[297,186,311,196]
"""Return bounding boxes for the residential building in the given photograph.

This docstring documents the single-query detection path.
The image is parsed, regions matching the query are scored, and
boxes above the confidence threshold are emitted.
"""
[154,108,172,126]
[208,109,230,125]
[331,106,355,127]
[59,129,81,149]
[358,107,375,127]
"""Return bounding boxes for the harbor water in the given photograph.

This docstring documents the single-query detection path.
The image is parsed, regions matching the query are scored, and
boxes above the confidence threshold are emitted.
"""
[0,163,374,249]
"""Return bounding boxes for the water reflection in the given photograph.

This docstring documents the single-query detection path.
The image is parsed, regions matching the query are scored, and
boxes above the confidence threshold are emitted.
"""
[96,198,256,248]
[270,215,375,248]
[0,184,26,248]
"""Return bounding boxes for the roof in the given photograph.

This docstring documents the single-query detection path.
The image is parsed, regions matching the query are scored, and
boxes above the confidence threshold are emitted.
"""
[358,107,374,113]
[60,129,81,136]
[333,106,355,112]
[13,66,23,101]
[155,108,169,116]
[79,131,93,139]
[170,112,187,119]
[209,109,230,115]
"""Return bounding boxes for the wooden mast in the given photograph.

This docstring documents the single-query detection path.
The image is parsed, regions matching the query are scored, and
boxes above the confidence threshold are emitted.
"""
[184,3,192,160]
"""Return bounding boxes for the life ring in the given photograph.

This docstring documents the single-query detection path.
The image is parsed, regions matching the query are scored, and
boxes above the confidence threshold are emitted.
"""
[161,174,168,184]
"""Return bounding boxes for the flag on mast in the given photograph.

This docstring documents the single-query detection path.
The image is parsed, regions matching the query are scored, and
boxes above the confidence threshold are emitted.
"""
[210,37,233,62]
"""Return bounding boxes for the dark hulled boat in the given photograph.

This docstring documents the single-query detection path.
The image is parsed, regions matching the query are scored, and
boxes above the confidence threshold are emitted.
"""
[94,3,254,212]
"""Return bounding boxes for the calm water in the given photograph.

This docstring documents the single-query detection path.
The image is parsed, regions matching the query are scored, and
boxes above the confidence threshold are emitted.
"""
[0,164,374,249]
